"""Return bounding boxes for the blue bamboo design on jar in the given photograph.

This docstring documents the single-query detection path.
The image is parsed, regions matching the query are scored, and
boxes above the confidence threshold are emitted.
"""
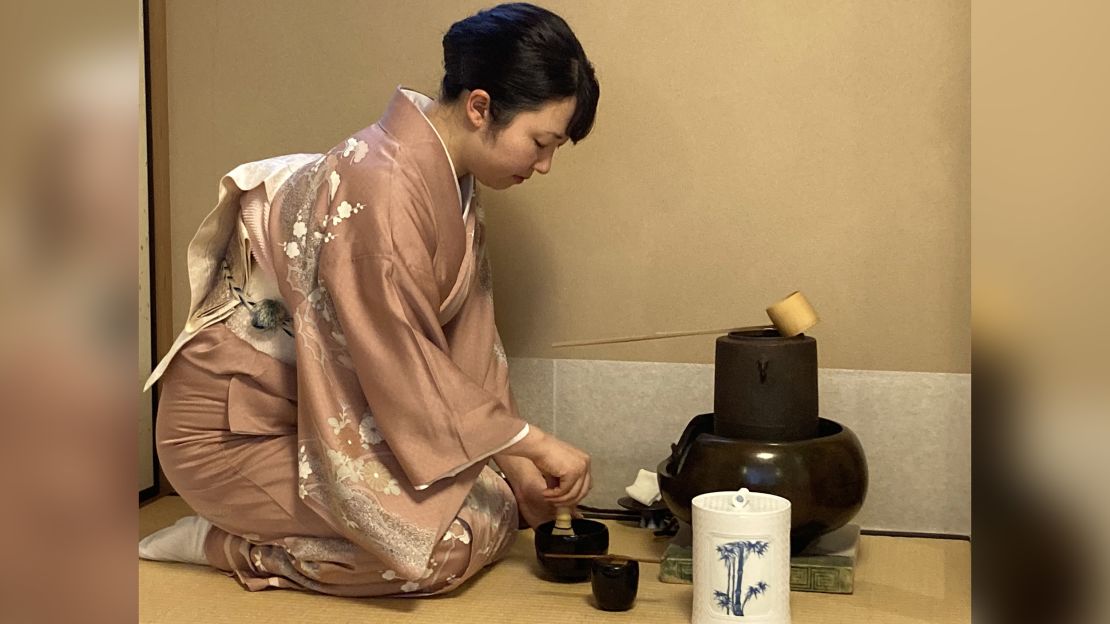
[712,540,770,616]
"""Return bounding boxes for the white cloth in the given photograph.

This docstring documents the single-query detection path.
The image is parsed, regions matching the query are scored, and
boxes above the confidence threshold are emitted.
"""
[625,469,661,506]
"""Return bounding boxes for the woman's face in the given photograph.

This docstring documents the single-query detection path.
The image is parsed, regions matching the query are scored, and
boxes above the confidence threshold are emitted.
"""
[468,97,576,190]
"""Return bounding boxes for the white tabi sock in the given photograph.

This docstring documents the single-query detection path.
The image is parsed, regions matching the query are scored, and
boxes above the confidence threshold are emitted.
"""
[138,515,213,566]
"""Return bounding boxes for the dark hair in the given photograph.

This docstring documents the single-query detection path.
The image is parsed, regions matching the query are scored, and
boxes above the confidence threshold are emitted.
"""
[440,3,599,143]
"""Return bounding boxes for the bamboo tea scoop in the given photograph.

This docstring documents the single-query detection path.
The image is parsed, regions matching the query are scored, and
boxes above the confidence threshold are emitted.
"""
[552,291,819,348]
[542,552,663,565]
[551,506,575,536]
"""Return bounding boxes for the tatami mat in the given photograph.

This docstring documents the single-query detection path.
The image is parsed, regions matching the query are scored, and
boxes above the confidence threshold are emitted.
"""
[139,496,968,623]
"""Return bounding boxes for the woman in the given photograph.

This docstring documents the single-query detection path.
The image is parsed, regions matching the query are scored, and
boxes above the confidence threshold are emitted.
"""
[140,3,600,597]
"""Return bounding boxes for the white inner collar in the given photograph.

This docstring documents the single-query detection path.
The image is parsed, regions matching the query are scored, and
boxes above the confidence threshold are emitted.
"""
[401,88,474,221]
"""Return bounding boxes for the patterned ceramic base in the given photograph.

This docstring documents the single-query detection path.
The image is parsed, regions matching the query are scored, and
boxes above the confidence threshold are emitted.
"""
[659,524,860,594]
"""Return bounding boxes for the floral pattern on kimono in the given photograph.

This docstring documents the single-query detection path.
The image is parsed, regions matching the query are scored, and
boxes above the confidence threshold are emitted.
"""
[267,88,527,580]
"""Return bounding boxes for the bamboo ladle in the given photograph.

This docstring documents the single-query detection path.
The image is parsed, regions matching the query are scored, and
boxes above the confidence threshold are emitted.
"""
[551,291,819,349]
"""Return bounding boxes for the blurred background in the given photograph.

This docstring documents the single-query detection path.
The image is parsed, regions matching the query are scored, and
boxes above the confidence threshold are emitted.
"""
[0,1,1107,622]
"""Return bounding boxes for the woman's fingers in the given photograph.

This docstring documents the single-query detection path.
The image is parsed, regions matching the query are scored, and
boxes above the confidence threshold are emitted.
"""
[535,438,592,504]
[550,479,580,505]
[543,467,591,506]
[542,476,575,500]
[542,481,571,499]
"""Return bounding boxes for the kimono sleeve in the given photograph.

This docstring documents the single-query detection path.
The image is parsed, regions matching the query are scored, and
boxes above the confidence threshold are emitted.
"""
[320,251,527,490]
[441,251,526,453]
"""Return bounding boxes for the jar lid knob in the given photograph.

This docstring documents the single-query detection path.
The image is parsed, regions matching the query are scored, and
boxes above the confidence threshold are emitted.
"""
[731,488,751,510]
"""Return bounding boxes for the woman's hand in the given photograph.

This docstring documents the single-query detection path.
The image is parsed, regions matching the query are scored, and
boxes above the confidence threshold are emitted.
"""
[502,426,591,507]
[495,455,557,528]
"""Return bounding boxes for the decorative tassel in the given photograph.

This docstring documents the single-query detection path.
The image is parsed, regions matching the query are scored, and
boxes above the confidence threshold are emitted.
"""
[250,299,290,330]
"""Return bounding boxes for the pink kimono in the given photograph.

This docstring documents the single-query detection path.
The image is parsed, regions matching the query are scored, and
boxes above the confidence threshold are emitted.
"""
[150,88,526,596]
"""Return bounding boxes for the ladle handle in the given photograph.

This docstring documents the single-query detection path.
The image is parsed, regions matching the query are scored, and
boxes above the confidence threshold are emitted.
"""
[551,291,818,348]
[552,325,771,348]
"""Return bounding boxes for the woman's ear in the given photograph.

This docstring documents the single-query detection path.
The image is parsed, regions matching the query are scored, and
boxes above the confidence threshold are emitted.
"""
[464,89,491,129]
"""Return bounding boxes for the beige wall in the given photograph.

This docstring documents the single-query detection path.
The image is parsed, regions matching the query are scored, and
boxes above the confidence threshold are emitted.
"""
[165,0,969,374]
